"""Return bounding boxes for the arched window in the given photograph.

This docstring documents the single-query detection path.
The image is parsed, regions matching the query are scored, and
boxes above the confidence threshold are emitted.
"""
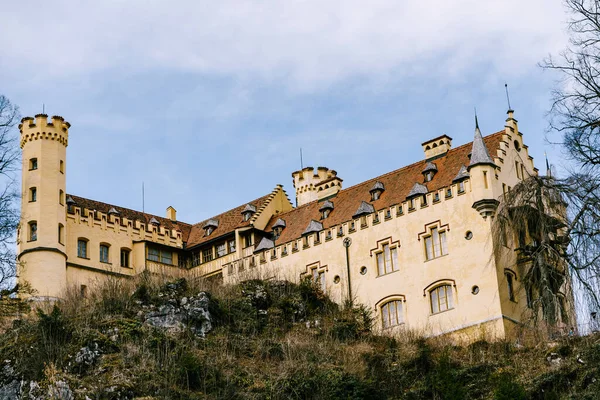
[28,221,37,241]
[430,284,454,314]
[380,299,404,328]
[505,269,517,302]
[77,238,88,258]
[99,243,110,263]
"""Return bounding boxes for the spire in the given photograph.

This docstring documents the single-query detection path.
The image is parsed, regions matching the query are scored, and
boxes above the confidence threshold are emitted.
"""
[468,115,496,170]
[545,151,552,177]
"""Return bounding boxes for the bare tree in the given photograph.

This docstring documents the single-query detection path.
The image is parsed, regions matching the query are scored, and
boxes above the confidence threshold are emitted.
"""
[0,96,20,292]
[543,0,600,169]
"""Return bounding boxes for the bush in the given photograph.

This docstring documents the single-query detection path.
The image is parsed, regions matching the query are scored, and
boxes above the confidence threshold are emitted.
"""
[494,372,527,400]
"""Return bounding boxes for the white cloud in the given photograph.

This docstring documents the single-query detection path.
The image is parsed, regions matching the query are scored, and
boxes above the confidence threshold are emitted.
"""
[0,0,567,89]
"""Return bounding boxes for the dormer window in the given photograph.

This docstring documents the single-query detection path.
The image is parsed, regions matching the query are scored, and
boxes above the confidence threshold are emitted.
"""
[319,200,334,219]
[422,162,438,183]
[272,218,286,239]
[241,204,257,222]
[203,219,219,236]
[369,181,385,201]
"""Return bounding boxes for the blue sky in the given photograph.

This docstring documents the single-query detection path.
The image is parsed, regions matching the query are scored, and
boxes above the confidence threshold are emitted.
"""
[1,0,570,224]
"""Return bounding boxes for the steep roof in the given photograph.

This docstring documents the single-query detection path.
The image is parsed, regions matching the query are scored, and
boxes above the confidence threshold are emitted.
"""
[264,130,504,244]
[67,195,193,242]
[186,192,273,248]
[469,117,496,169]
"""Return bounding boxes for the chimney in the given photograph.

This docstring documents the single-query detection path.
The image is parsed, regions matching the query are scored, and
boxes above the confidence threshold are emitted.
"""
[166,206,177,221]
[421,135,452,160]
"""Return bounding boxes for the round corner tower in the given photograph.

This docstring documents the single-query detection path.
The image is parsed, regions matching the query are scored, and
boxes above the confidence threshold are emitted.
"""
[17,114,69,299]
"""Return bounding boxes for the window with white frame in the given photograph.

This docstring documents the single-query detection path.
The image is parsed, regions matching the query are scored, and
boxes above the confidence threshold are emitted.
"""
[376,243,399,276]
[430,284,454,314]
[424,227,448,261]
[228,239,236,253]
[381,299,404,328]
[216,242,227,257]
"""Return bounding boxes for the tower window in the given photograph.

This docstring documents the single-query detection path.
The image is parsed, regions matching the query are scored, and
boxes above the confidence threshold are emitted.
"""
[120,248,131,268]
[58,223,64,245]
[77,238,88,258]
[28,221,37,241]
[505,271,517,302]
[100,244,110,263]
[29,158,38,170]
[29,187,37,202]
[59,160,64,173]
[59,189,64,205]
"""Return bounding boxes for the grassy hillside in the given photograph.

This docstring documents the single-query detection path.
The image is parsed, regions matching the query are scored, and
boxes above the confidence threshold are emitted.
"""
[0,276,599,399]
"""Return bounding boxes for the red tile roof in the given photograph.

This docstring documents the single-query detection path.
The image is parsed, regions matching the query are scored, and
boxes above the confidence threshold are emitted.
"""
[264,131,505,244]
[68,195,193,242]
[186,193,274,248]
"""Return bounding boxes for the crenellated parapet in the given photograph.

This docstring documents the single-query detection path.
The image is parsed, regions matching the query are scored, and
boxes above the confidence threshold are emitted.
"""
[66,205,184,248]
[19,114,70,148]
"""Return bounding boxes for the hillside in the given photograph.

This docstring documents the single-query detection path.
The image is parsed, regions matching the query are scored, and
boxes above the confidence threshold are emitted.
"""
[0,276,599,399]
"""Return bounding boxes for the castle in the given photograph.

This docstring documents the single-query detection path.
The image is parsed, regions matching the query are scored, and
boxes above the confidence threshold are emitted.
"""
[16,109,572,340]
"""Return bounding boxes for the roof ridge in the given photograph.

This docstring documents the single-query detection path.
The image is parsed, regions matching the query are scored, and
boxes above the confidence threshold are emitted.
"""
[68,194,193,227]
[273,129,505,218]
[190,191,274,228]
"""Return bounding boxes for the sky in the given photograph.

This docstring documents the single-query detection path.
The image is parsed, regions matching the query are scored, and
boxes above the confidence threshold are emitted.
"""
[0,0,571,224]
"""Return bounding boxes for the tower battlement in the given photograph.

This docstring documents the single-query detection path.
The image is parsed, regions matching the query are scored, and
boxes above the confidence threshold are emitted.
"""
[19,114,70,148]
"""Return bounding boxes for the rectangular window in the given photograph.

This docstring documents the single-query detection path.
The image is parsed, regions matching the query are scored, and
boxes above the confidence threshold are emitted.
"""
[425,228,448,260]
[311,269,326,293]
[243,233,253,248]
[148,247,172,264]
[59,160,64,173]
[29,158,38,170]
[377,244,399,275]
[409,198,415,210]
[202,248,213,263]
[483,171,488,189]
[58,224,64,245]
[516,161,521,179]
[228,239,236,253]
[382,300,404,328]
[29,187,36,202]
[148,247,160,262]
[77,239,87,258]
[458,181,465,193]
[216,243,227,257]
[29,222,37,241]
[100,245,110,263]
[446,188,452,198]
[120,249,130,268]
[192,252,200,267]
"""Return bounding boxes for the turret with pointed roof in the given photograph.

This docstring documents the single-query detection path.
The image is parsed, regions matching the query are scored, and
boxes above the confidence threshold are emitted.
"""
[468,116,496,170]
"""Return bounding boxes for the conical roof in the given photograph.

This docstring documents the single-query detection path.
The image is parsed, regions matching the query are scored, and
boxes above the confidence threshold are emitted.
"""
[272,218,286,229]
[203,219,219,229]
[407,182,428,198]
[369,181,385,193]
[254,237,275,252]
[319,200,334,211]
[468,116,496,169]
[453,165,470,182]
[422,162,438,174]
[353,201,375,218]
[302,220,324,235]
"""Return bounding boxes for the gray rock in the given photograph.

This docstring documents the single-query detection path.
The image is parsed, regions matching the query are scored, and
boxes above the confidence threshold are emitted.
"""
[47,380,73,400]
[0,380,21,399]
[145,292,212,337]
